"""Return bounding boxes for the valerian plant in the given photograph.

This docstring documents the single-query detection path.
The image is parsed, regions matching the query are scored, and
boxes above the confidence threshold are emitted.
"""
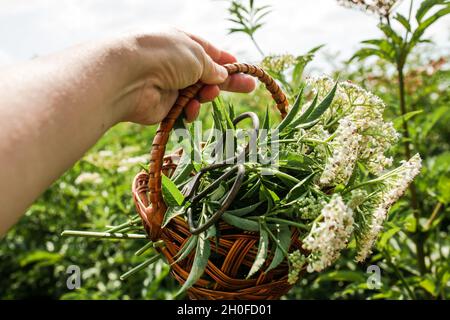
[339,0,450,292]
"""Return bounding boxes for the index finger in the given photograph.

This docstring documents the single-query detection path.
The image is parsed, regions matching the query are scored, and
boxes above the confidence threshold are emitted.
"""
[183,32,237,65]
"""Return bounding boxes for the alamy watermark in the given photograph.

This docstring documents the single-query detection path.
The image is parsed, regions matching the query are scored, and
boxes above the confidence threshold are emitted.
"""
[66,265,81,290]
[366,265,382,289]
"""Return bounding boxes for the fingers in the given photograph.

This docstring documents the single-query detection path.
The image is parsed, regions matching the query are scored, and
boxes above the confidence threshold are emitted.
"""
[185,32,237,65]
[184,99,201,122]
[219,74,256,93]
[184,75,256,122]
[199,54,228,85]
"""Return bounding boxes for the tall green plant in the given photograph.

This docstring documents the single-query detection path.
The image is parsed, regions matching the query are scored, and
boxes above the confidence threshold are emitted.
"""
[346,0,449,276]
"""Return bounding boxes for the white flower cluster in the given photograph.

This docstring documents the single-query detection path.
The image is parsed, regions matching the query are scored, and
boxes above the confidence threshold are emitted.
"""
[356,154,422,262]
[307,76,399,186]
[75,172,103,185]
[303,195,354,272]
[319,118,361,185]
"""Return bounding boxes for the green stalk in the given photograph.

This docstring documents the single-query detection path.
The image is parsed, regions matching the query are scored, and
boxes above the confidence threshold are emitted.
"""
[134,241,155,256]
[120,254,162,281]
[61,230,148,240]
[250,216,309,231]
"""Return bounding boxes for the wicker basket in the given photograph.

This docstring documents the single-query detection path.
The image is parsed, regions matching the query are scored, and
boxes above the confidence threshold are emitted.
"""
[132,63,305,300]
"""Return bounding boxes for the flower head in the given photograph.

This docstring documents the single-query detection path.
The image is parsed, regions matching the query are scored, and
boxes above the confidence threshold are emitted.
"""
[75,172,103,185]
[356,154,422,262]
[303,195,354,272]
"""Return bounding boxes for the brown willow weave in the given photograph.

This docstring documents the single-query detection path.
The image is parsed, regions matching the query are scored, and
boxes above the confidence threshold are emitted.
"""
[132,63,305,300]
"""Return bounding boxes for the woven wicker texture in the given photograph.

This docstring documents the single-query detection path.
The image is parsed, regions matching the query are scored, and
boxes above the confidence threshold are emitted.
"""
[132,63,303,300]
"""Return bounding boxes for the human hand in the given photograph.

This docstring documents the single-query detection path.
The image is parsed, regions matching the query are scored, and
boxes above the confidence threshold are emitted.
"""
[114,29,256,124]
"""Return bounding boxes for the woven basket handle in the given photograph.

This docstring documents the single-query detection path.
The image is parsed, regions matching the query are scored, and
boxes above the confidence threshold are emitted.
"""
[145,63,289,240]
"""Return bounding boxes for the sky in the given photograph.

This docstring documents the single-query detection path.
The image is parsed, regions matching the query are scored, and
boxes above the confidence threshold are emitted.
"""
[0,0,448,72]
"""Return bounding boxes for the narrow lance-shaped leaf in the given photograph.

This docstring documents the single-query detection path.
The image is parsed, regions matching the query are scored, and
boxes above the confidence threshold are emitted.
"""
[416,0,446,22]
[304,82,338,123]
[172,235,198,265]
[162,205,187,228]
[266,225,291,272]
[224,201,264,217]
[286,172,316,202]
[161,174,185,207]
[247,223,269,278]
[395,13,411,31]
[222,212,260,231]
[276,87,304,133]
[292,92,318,127]
[176,232,210,295]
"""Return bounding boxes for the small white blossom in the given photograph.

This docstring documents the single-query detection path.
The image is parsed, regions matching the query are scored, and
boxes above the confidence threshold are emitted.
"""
[120,155,148,165]
[356,154,422,262]
[303,195,354,272]
[307,76,399,185]
[75,172,103,185]
[320,118,362,186]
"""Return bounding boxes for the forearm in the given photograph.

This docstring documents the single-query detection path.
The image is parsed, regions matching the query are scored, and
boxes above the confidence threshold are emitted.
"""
[0,38,137,234]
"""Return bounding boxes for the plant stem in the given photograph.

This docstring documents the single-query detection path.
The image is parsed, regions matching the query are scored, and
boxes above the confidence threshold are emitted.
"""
[425,202,442,230]
[263,217,309,230]
[119,254,162,280]
[384,249,416,299]
[398,66,426,275]
[61,230,148,240]
[250,35,265,57]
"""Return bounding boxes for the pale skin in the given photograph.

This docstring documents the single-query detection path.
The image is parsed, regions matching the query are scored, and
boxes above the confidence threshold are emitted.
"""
[0,29,256,236]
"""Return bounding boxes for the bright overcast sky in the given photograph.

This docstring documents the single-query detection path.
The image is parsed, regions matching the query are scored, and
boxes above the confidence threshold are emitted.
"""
[0,0,448,72]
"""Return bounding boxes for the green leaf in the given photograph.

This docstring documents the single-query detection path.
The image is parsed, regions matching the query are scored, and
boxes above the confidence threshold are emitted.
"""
[176,232,210,295]
[19,250,62,267]
[412,6,450,45]
[209,182,227,201]
[286,172,316,202]
[276,87,304,133]
[266,225,291,272]
[437,175,450,204]
[172,150,194,186]
[419,106,447,141]
[416,0,446,22]
[304,82,338,123]
[316,270,366,283]
[225,201,264,217]
[162,205,186,228]
[378,226,400,249]
[161,174,184,207]
[279,150,315,169]
[393,110,423,129]
[172,235,198,265]
[419,277,437,296]
[247,225,269,278]
[222,213,260,231]
[240,179,261,200]
[349,47,393,63]
[403,214,417,233]
[292,93,318,126]
[395,13,411,31]
[379,23,403,45]
[261,105,270,132]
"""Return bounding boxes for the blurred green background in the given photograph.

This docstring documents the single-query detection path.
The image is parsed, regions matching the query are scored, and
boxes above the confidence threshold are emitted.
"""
[0,0,449,299]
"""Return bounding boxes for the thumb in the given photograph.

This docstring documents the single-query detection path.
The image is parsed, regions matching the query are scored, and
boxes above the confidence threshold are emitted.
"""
[200,55,228,84]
